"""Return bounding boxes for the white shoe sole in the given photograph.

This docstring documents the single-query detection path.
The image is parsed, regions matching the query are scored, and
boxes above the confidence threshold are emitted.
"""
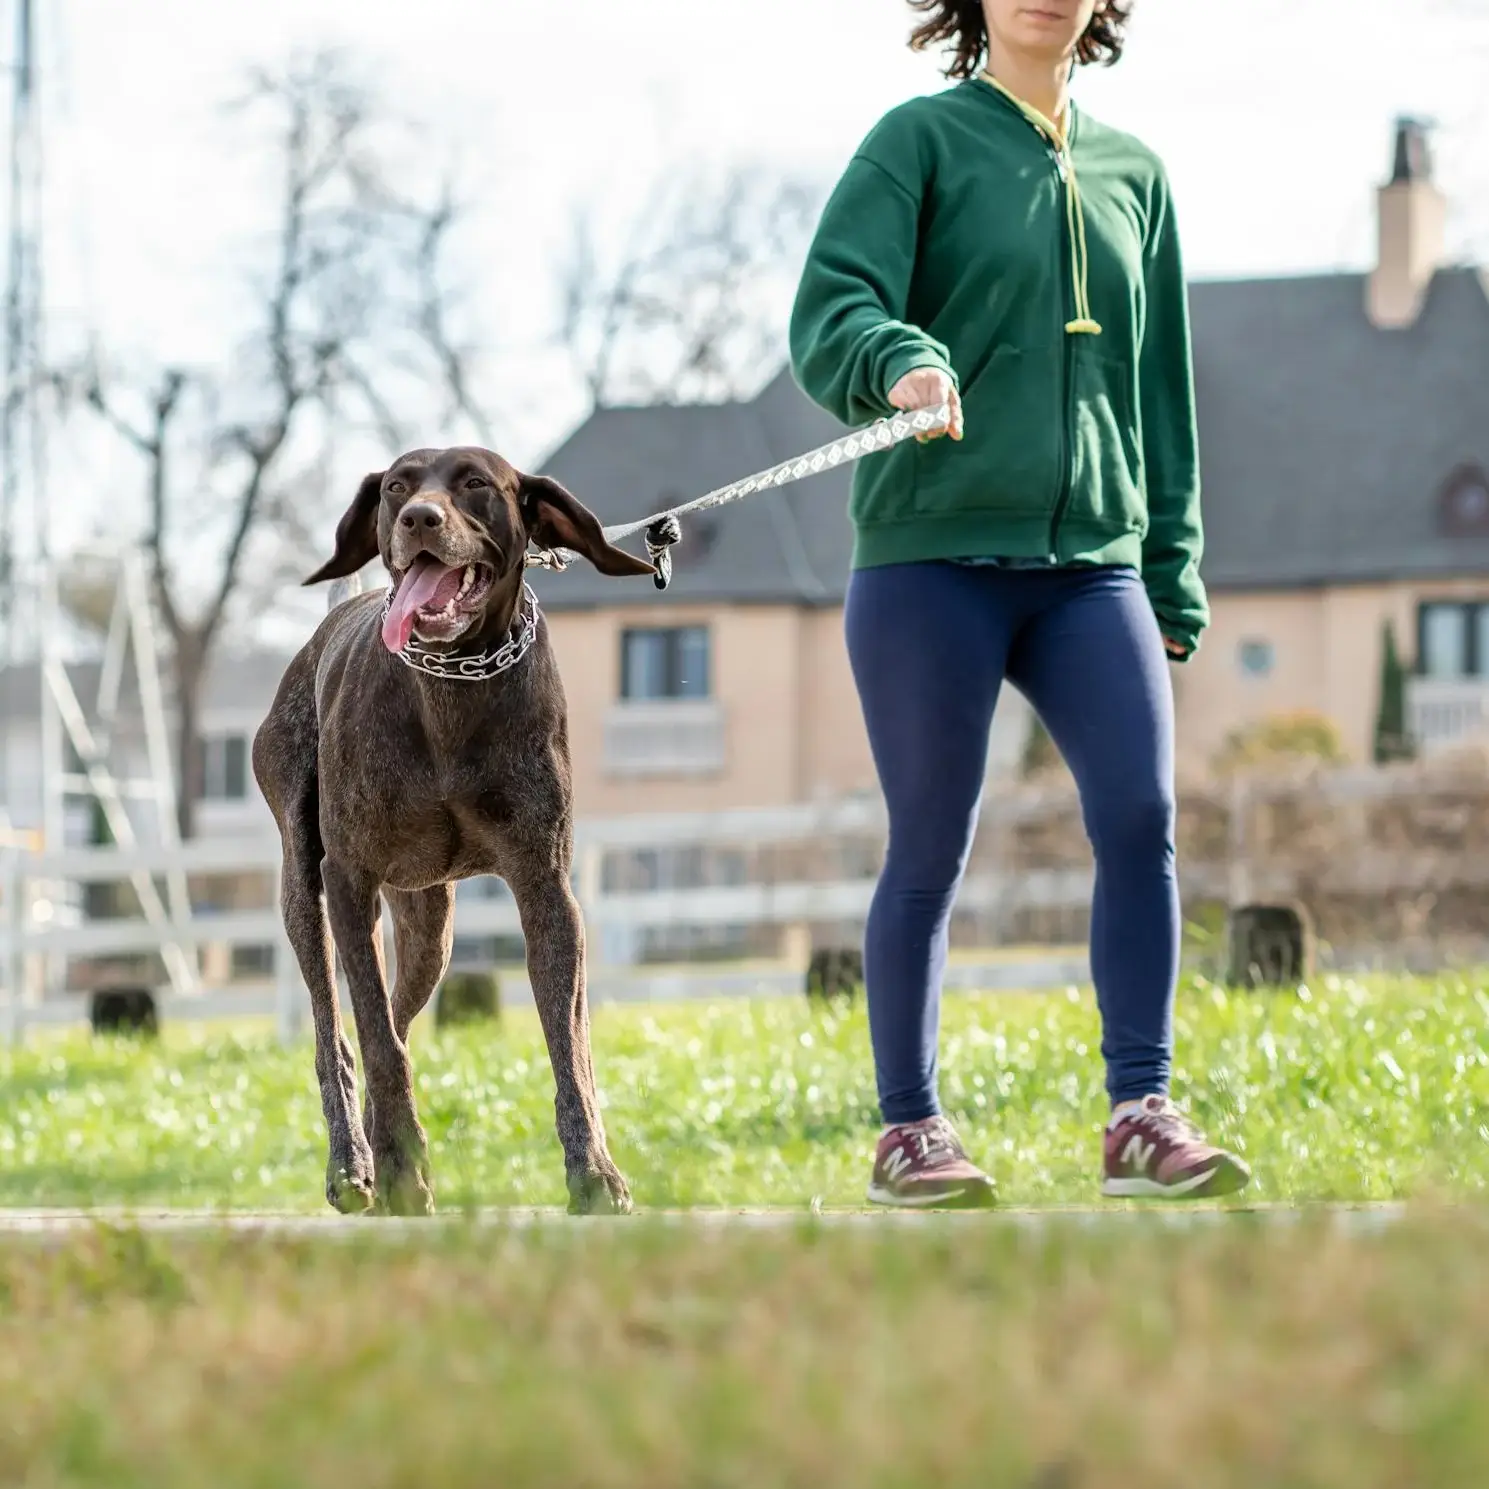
[866,1183,968,1208]
[1102,1166,1246,1200]
[865,1183,1002,1210]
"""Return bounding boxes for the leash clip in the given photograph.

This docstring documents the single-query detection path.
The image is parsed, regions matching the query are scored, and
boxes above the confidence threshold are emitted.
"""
[644,515,681,591]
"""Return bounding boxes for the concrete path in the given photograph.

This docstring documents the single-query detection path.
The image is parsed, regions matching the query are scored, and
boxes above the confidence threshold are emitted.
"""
[0,1201,1417,1246]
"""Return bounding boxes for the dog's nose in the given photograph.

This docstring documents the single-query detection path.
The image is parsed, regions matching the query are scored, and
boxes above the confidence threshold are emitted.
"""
[399,501,446,533]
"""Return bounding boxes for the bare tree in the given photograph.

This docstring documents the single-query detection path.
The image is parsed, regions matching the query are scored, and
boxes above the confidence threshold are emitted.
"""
[71,51,487,838]
[558,163,822,410]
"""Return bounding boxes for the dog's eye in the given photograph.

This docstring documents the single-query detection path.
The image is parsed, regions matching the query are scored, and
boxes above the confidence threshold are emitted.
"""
[464,476,487,491]
[386,480,407,496]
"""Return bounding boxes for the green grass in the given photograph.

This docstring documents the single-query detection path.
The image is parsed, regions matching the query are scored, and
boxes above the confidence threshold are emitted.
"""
[2,973,1487,1211]
[3,1212,1489,1487]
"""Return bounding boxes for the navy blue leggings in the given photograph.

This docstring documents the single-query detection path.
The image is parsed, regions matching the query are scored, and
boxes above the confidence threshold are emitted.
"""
[844,560,1178,1122]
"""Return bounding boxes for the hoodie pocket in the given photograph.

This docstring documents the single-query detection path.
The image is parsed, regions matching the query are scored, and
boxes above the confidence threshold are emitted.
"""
[909,344,1063,517]
[1064,348,1145,533]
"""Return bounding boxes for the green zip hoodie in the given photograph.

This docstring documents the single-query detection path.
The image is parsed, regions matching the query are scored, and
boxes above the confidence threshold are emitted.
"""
[788,78,1208,656]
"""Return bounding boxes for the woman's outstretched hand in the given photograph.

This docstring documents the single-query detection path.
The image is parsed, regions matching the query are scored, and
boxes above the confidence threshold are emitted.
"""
[1162,637,1189,659]
[888,367,964,442]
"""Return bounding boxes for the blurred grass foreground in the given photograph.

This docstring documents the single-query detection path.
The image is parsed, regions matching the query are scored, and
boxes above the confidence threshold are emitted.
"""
[0,1211,1486,1488]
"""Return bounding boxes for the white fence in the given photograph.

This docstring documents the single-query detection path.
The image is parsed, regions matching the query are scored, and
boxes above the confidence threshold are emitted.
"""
[10,764,1489,1042]
[0,796,1094,1043]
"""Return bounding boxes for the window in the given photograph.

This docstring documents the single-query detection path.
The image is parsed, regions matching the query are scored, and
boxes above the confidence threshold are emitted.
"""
[600,844,748,894]
[231,944,275,978]
[687,515,722,561]
[620,626,710,700]
[1237,638,1274,678]
[1438,465,1489,538]
[194,733,248,801]
[1417,602,1489,679]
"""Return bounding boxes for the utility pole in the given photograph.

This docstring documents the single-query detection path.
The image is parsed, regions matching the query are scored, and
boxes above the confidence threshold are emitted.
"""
[0,0,54,849]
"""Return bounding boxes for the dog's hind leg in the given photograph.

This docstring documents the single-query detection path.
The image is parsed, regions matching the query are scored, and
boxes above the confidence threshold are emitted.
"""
[322,858,435,1217]
[385,885,456,1039]
[508,863,632,1216]
[362,884,455,1151]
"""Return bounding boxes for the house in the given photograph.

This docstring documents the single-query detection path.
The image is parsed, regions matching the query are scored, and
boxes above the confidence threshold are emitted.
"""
[1179,119,1489,769]
[535,117,1489,793]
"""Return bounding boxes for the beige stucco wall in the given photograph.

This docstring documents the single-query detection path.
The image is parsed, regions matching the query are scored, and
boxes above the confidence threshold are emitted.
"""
[799,609,877,800]
[1186,579,1489,769]
[546,602,876,815]
[1179,591,1330,768]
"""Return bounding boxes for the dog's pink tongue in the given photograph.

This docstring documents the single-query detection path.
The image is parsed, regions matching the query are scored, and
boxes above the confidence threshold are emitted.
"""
[382,556,463,653]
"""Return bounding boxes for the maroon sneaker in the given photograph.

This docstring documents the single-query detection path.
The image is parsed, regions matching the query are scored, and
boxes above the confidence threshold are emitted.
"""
[1102,1095,1251,1200]
[866,1116,997,1209]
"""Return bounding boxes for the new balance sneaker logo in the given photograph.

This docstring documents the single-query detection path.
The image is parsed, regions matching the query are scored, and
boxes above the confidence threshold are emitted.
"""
[1121,1134,1157,1174]
[882,1147,914,1182]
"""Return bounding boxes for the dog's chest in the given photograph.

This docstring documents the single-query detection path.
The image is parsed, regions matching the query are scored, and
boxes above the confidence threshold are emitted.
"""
[372,754,558,890]
[368,792,508,889]
[319,656,567,888]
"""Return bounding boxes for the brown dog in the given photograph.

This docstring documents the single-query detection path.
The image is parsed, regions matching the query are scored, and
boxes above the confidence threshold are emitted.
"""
[252,447,658,1215]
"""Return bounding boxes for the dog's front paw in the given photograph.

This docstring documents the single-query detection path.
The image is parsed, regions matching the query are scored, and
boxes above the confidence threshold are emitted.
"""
[326,1158,376,1215]
[373,1174,436,1218]
[567,1161,633,1216]
[372,1141,436,1218]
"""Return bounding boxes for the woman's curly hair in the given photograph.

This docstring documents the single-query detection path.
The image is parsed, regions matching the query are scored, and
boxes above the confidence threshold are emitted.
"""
[908,2,1133,78]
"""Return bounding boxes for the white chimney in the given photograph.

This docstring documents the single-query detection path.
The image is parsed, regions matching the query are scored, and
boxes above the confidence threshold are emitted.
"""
[1367,116,1447,330]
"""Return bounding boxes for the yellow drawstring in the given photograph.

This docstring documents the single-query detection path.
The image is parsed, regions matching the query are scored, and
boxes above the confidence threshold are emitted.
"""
[979,71,1102,336]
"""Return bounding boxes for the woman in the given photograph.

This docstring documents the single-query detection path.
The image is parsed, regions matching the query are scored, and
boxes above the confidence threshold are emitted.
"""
[789,0,1250,1206]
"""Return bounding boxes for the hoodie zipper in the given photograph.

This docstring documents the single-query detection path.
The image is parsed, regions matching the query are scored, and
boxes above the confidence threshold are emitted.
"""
[1047,145,1077,563]
[975,76,1100,561]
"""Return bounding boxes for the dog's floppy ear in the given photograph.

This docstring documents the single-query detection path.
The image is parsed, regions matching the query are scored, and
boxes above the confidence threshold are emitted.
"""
[519,474,655,579]
[303,471,384,586]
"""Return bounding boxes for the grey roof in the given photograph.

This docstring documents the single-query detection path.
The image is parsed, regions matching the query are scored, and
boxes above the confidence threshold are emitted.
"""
[532,266,1489,607]
[1192,267,1489,588]
[530,370,852,612]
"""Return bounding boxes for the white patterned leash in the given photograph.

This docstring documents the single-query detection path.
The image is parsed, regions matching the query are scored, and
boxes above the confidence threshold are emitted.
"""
[526,401,953,590]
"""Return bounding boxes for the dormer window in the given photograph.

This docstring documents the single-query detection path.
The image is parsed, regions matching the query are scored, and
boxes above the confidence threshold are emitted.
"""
[1438,464,1489,537]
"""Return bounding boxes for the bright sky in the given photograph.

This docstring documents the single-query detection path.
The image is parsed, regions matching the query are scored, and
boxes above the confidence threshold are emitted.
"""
[21,0,1489,591]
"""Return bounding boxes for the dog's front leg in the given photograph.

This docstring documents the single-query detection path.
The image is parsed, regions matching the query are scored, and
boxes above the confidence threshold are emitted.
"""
[322,858,435,1217]
[279,843,374,1213]
[512,869,633,1215]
